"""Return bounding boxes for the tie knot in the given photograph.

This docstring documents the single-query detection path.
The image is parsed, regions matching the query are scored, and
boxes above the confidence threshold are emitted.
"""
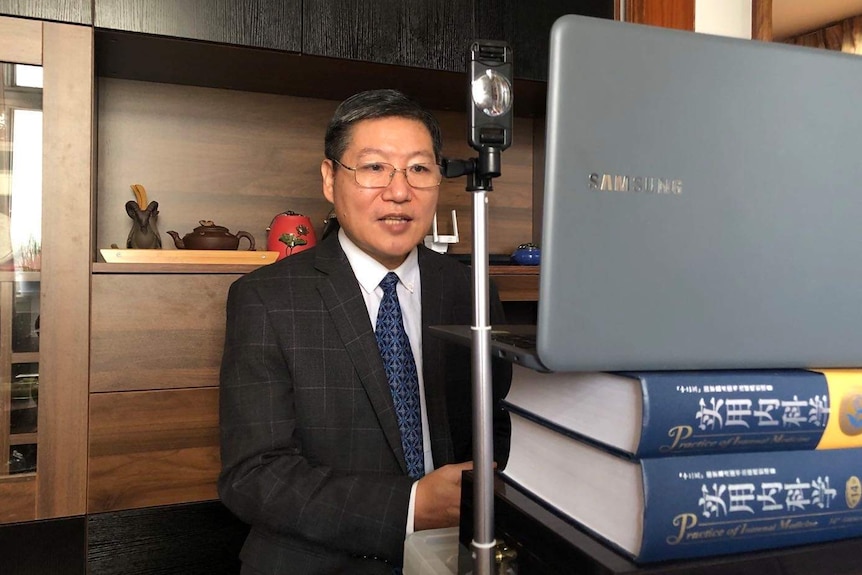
[380,272,400,293]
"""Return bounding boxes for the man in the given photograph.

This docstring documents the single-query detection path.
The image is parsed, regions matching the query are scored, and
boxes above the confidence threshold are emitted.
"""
[219,89,512,574]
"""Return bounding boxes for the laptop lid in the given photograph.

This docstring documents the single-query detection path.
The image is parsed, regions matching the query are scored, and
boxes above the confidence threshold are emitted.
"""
[535,15,862,372]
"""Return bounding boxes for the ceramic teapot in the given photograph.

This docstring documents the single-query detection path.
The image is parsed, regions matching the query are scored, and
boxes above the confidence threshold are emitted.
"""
[266,210,317,260]
[167,220,255,250]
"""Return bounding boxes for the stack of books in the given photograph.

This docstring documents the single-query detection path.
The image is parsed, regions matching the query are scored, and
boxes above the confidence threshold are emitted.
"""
[500,365,862,563]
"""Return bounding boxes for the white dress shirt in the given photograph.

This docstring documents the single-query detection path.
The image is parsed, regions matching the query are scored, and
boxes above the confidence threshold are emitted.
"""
[338,229,433,536]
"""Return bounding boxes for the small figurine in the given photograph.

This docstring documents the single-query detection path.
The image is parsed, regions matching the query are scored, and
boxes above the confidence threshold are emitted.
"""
[125,184,161,249]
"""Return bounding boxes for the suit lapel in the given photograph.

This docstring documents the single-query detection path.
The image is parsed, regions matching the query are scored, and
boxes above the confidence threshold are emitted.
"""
[313,235,408,473]
[418,248,455,464]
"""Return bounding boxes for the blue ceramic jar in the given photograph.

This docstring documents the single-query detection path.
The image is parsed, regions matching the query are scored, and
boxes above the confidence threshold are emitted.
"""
[511,243,541,266]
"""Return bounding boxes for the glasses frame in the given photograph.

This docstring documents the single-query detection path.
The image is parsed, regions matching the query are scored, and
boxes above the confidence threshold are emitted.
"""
[329,158,442,190]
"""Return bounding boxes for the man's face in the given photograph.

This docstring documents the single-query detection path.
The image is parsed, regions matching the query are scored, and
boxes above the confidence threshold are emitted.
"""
[321,116,439,269]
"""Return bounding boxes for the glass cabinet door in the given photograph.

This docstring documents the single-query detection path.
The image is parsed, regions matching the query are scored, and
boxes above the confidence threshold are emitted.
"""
[0,62,42,478]
[0,16,91,524]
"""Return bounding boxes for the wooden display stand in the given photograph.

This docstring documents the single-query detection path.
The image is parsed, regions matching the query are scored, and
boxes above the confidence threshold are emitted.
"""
[459,473,862,575]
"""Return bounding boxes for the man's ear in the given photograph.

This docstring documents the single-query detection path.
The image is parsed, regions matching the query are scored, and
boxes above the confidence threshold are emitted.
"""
[321,159,335,204]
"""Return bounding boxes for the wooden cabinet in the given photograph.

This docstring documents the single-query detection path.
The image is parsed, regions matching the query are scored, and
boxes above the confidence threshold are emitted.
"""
[7,14,539,563]
[302,0,476,71]
[86,32,539,521]
[304,0,613,79]
[94,0,301,51]
[84,265,535,514]
[0,16,92,525]
[88,386,220,512]
[626,0,695,31]
[90,273,238,394]
[94,0,613,80]
[90,1,616,118]
[781,12,862,53]
[87,272,234,512]
[477,0,614,81]
[0,272,40,479]
[1,0,565,565]
[0,0,91,25]
[752,0,772,42]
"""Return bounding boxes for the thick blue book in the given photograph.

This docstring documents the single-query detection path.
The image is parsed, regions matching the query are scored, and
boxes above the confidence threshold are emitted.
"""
[502,411,862,563]
[502,365,862,458]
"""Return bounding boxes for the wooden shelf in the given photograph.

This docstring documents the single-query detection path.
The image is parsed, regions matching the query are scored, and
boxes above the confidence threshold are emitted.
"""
[488,265,540,275]
[11,352,39,364]
[92,262,263,274]
[99,248,278,266]
[489,265,540,302]
[0,472,36,483]
[9,433,37,446]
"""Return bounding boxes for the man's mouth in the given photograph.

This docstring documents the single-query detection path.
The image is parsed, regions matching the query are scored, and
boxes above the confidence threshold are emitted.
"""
[379,215,412,224]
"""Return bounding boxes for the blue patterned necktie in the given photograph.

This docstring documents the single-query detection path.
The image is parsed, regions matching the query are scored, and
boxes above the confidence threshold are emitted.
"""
[376,272,425,479]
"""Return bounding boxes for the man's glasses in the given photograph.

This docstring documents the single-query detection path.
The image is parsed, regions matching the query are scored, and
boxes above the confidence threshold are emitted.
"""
[330,158,442,189]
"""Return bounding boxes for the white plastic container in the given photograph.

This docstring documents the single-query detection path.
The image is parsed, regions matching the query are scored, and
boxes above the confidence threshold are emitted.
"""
[403,527,471,575]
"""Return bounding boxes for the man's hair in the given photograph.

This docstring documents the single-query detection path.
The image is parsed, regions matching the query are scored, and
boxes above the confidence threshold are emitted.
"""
[324,89,443,164]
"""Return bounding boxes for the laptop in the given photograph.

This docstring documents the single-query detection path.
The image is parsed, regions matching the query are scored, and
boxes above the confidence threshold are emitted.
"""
[432,14,862,373]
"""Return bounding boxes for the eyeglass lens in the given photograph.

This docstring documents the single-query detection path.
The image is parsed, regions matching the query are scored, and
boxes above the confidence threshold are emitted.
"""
[354,163,441,188]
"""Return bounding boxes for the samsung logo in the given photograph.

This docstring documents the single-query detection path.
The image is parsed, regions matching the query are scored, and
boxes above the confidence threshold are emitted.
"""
[588,173,682,195]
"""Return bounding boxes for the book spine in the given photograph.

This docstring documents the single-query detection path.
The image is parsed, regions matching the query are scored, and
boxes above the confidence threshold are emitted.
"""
[639,448,862,562]
[635,369,862,457]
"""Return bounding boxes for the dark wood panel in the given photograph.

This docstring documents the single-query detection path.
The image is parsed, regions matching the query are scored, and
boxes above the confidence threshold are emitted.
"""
[304,0,613,80]
[500,300,538,325]
[476,0,614,81]
[0,0,90,25]
[88,501,247,575]
[0,515,86,575]
[303,0,474,72]
[626,0,695,31]
[94,0,301,52]
[90,274,238,392]
[94,28,549,118]
[88,388,220,512]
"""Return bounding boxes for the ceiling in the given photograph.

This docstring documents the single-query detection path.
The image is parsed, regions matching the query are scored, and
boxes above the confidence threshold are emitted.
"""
[773,0,862,39]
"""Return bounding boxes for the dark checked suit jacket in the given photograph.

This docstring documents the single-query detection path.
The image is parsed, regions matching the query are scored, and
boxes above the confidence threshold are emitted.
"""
[218,232,512,575]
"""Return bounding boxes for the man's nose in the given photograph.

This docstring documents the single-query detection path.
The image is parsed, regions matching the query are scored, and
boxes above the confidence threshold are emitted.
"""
[382,170,412,201]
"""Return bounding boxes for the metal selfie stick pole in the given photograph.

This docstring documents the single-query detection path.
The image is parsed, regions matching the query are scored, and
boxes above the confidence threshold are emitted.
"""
[444,40,512,575]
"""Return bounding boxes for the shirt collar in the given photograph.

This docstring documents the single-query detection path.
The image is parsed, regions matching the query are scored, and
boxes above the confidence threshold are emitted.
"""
[338,228,419,295]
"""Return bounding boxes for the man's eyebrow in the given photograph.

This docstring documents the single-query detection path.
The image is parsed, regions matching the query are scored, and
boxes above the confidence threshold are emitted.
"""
[354,148,436,161]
